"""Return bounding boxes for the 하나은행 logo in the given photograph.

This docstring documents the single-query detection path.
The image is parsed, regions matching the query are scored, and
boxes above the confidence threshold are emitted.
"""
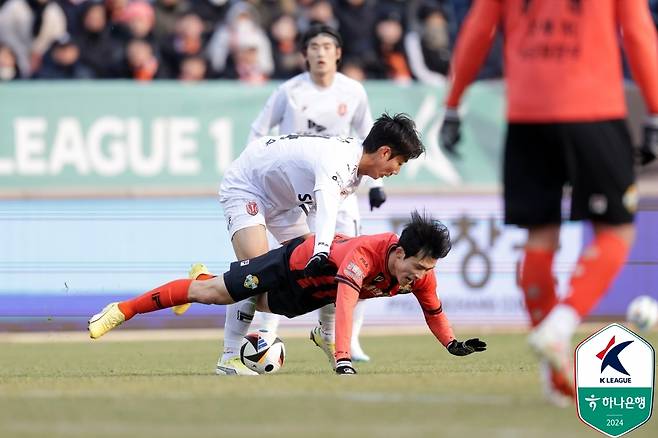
[575,323,655,437]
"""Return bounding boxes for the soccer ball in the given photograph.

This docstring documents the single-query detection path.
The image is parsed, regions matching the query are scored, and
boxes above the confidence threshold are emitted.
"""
[240,329,286,374]
[626,295,658,331]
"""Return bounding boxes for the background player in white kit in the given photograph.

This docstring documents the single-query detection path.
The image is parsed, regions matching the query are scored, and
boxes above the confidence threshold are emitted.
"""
[248,24,382,362]
[213,113,423,375]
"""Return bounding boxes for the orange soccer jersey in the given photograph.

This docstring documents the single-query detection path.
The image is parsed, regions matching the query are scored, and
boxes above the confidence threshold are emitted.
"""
[289,233,455,361]
[446,0,658,121]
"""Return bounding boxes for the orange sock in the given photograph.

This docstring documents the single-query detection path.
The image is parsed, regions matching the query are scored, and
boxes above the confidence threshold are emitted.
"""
[519,248,558,327]
[564,232,630,318]
[118,279,193,320]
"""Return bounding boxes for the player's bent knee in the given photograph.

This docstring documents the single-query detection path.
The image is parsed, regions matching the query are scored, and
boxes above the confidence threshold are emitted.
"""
[255,292,271,313]
[188,277,235,305]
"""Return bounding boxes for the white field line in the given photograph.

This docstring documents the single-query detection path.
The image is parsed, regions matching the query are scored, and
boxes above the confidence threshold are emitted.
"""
[0,322,616,344]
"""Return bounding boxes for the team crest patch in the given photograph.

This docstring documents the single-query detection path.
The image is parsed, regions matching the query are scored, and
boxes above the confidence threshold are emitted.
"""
[589,194,608,215]
[345,262,364,282]
[338,103,347,116]
[243,274,259,289]
[245,201,259,216]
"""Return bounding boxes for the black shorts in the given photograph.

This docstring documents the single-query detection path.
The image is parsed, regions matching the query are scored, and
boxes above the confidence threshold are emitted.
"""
[504,120,636,226]
[223,237,330,318]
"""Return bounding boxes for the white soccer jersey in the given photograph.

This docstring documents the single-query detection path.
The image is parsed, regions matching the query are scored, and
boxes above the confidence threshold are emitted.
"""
[249,72,373,141]
[248,72,379,234]
[220,134,363,254]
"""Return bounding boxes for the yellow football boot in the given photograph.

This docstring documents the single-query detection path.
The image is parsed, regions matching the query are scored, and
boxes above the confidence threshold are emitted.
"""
[88,302,126,339]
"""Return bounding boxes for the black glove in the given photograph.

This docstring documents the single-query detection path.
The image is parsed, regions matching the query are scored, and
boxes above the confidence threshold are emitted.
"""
[368,187,387,211]
[335,358,357,375]
[639,116,658,165]
[439,108,462,157]
[447,338,487,356]
[304,252,337,277]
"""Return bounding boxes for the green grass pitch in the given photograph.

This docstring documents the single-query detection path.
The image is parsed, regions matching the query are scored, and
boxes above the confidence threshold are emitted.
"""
[1,330,656,438]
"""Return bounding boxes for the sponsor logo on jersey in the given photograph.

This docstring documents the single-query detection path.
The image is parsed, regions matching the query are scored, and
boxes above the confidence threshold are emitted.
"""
[345,262,364,282]
[240,260,250,267]
[246,201,259,216]
[307,119,327,132]
[338,103,347,116]
[332,172,345,187]
[372,274,384,282]
[243,274,259,290]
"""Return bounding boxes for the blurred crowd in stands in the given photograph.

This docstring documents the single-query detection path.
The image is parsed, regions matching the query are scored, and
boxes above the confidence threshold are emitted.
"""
[0,0,656,83]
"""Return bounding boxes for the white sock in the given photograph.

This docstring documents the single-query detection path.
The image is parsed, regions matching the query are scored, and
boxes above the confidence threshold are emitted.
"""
[318,304,335,343]
[258,311,281,334]
[221,297,256,360]
[538,303,581,342]
[351,300,366,351]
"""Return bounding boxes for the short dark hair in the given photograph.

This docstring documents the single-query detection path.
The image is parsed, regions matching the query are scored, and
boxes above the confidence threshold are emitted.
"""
[362,113,424,160]
[301,24,343,50]
[398,210,451,260]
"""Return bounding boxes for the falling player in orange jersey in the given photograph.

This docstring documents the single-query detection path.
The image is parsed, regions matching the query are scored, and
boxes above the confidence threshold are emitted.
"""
[88,211,486,374]
[440,0,658,405]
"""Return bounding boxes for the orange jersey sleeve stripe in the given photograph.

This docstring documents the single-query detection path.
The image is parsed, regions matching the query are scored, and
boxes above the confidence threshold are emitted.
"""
[335,275,361,292]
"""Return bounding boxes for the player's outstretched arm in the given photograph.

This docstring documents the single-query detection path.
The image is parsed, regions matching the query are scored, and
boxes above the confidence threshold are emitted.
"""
[447,338,487,356]
[439,108,462,156]
[440,0,502,156]
[334,282,360,375]
[308,187,340,258]
[618,1,658,166]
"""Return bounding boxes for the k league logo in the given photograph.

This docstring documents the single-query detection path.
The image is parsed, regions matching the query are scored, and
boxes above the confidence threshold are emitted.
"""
[575,323,655,437]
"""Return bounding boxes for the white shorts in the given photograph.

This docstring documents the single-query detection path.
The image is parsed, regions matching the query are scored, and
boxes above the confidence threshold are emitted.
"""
[220,194,310,244]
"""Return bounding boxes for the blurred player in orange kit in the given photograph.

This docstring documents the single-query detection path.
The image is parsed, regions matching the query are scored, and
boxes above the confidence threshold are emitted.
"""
[440,0,658,405]
[88,211,486,374]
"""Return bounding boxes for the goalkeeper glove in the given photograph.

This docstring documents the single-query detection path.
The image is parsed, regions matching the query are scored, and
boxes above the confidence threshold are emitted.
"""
[447,338,487,356]
[335,358,357,375]
[368,187,387,211]
[439,108,462,157]
[639,115,658,165]
[304,252,337,277]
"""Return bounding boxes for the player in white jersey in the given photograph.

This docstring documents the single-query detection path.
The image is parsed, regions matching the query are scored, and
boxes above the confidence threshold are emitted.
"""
[214,113,424,375]
[247,25,384,361]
